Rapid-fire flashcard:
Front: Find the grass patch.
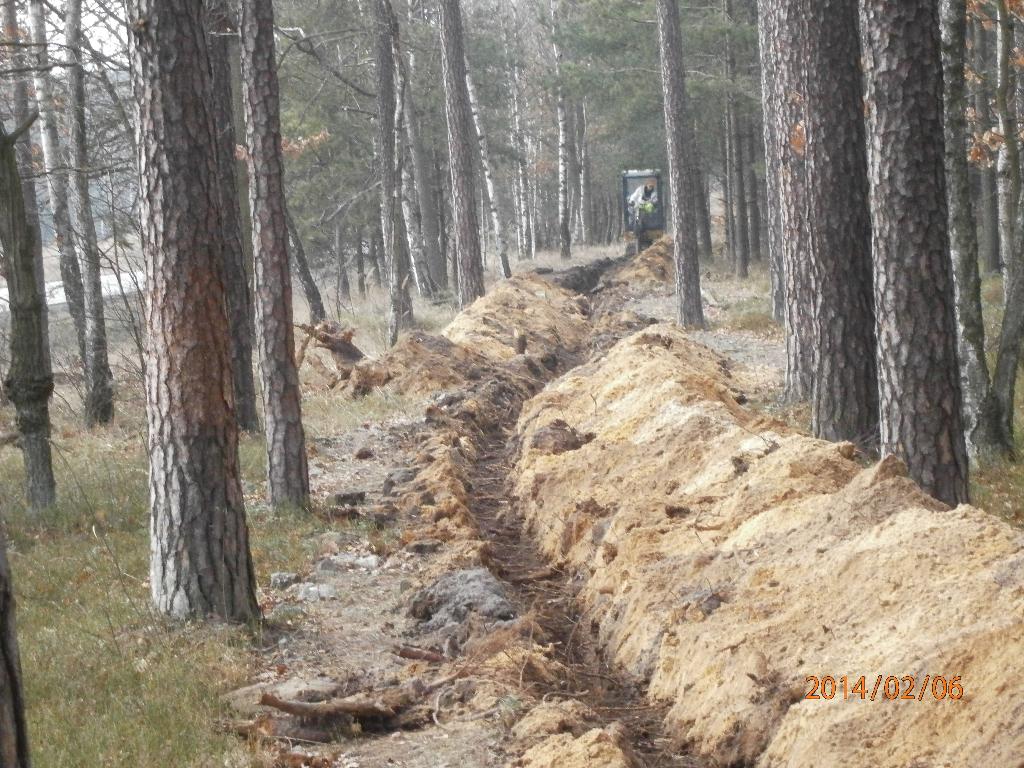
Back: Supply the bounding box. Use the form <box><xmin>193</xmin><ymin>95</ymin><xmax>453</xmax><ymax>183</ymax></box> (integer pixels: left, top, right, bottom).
<box><xmin>0</xmin><ymin>410</ymin><xmax>334</xmax><ymax>767</ymax></box>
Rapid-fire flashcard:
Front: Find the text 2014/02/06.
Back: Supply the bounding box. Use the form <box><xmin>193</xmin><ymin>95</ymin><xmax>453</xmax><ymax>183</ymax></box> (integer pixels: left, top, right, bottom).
<box><xmin>805</xmin><ymin>675</ymin><xmax>964</xmax><ymax>702</ymax></box>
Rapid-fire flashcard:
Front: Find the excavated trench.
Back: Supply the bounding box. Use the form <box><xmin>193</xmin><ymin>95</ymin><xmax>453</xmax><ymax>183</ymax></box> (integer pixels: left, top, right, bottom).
<box><xmin>249</xmin><ymin>241</ymin><xmax>1024</xmax><ymax>767</ymax></box>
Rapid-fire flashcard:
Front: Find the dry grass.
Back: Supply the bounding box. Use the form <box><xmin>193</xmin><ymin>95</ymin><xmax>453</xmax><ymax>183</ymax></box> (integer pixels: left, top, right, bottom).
<box><xmin>0</xmin><ymin>282</ymin><xmax>449</xmax><ymax>767</ymax></box>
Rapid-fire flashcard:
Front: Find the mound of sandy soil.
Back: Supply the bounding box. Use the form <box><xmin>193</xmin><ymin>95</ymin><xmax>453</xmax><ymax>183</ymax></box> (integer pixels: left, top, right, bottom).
<box><xmin>510</xmin><ymin>323</ymin><xmax>1024</xmax><ymax>766</ymax></box>
<box><xmin>612</xmin><ymin>237</ymin><xmax>673</xmax><ymax>285</ymax></box>
<box><xmin>345</xmin><ymin>275</ymin><xmax>592</xmax><ymax>399</ymax></box>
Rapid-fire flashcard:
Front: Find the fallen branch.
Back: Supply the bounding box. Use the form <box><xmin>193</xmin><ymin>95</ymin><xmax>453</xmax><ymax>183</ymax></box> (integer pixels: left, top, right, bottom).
<box><xmin>394</xmin><ymin>644</ymin><xmax>447</xmax><ymax>663</ymax></box>
<box><xmin>260</xmin><ymin>691</ymin><xmax>397</xmax><ymax>720</ymax></box>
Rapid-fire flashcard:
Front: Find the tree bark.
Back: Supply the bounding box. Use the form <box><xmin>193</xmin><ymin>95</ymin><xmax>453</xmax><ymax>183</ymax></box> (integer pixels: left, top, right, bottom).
<box><xmin>401</xmin><ymin>160</ymin><xmax>431</xmax><ymax>296</ymax></box>
<box><xmin>374</xmin><ymin>0</ymin><xmax>414</xmax><ymax>346</ymax></box>
<box><xmin>551</xmin><ymin>0</ymin><xmax>572</xmax><ymax>261</ymax></box>
<box><xmin>804</xmin><ymin>0</ymin><xmax>878</xmax><ymax>446</ymax></box>
<box><xmin>859</xmin><ymin>0</ymin><xmax>970</xmax><ymax>505</ymax></box>
<box><xmin>439</xmin><ymin>0</ymin><xmax>485</xmax><ymax>305</ymax></box>
<box><xmin>207</xmin><ymin>0</ymin><xmax>260</xmax><ymax>433</ymax></box>
<box><xmin>988</xmin><ymin>0</ymin><xmax>1024</xmax><ymax>452</ymax></box>
<box><xmin>758</xmin><ymin>0</ymin><xmax>813</xmax><ymax>398</ymax></box>
<box><xmin>1</xmin><ymin>115</ymin><xmax>57</xmax><ymax>512</ymax></box>
<box><xmin>757</xmin><ymin>0</ymin><xmax>785</xmax><ymax>322</ymax></box>
<box><xmin>400</xmin><ymin>21</ymin><xmax>445</xmax><ymax>290</ymax></box>
<box><xmin>240</xmin><ymin>0</ymin><xmax>310</xmax><ymax>509</ymax></box>
<box><xmin>285</xmin><ymin>209</ymin><xmax>327</xmax><ymax>324</ymax></box>
<box><xmin>128</xmin><ymin>0</ymin><xmax>260</xmax><ymax>620</ymax></box>
<box><xmin>0</xmin><ymin>532</ymin><xmax>30</xmax><ymax>767</ymax></box>
<box><xmin>577</xmin><ymin>102</ymin><xmax>595</xmax><ymax>245</ymax></box>
<box><xmin>745</xmin><ymin>124</ymin><xmax>762</xmax><ymax>261</ymax></box>
<box><xmin>355</xmin><ymin>226</ymin><xmax>366</xmax><ymax>297</ymax></box>
<box><xmin>28</xmin><ymin>0</ymin><xmax>88</xmax><ymax>366</ymax></box>
<box><xmin>67</xmin><ymin>0</ymin><xmax>115</xmax><ymax>426</ymax></box>
<box><xmin>941</xmin><ymin>0</ymin><xmax>996</xmax><ymax>456</ymax></box>
<box><xmin>335</xmin><ymin>222</ymin><xmax>351</xmax><ymax>302</ymax></box>
<box><xmin>466</xmin><ymin>70</ymin><xmax>512</xmax><ymax>278</ymax></box>
<box><xmin>972</xmin><ymin>18</ymin><xmax>1001</xmax><ymax>275</ymax></box>
<box><xmin>655</xmin><ymin>0</ymin><xmax>705</xmax><ymax>328</ymax></box>
<box><xmin>724</xmin><ymin>0</ymin><xmax>749</xmax><ymax>277</ymax></box>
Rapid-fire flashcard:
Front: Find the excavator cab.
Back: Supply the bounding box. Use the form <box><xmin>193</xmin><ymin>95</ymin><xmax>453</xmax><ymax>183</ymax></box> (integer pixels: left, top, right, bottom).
<box><xmin>622</xmin><ymin>169</ymin><xmax>664</xmax><ymax>255</ymax></box>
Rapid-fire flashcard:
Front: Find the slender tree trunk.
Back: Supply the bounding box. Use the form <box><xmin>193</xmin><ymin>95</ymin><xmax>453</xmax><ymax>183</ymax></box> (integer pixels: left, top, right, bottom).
<box><xmin>240</xmin><ymin>0</ymin><xmax>310</xmax><ymax>509</ymax></box>
<box><xmin>207</xmin><ymin>0</ymin><xmax>260</xmax><ymax>433</ymax></box>
<box><xmin>28</xmin><ymin>0</ymin><xmax>87</xmax><ymax>365</ymax></box>
<box><xmin>693</xmin><ymin>161</ymin><xmax>713</xmax><ymax>263</ymax></box>
<box><xmin>466</xmin><ymin>70</ymin><xmax>512</xmax><ymax>278</ymax></box>
<box><xmin>401</xmin><ymin>160</ymin><xmax>431</xmax><ymax>296</ymax></box>
<box><xmin>0</xmin><ymin>532</ymin><xmax>30</xmax><ymax>767</ymax></box>
<box><xmin>757</xmin><ymin>0</ymin><xmax>786</xmax><ymax>322</ymax></box>
<box><xmin>551</xmin><ymin>0</ymin><xmax>572</xmax><ymax>260</ymax></box>
<box><xmin>401</xmin><ymin>34</ymin><xmax>444</xmax><ymax>290</ymax></box>
<box><xmin>972</xmin><ymin>19</ymin><xmax>1001</xmax><ymax>275</ymax></box>
<box><xmin>355</xmin><ymin>226</ymin><xmax>366</xmax><ymax>297</ymax></box>
<box><xmin>128</xmin><ymin>0</ymin><xmax>260</xmax><ymax>620</ymax></box>
<box><xmin>759</xmin><ymin>0</ymin><xmax>813</xmax><ymax>398</ymax></box>
<box><xmin>336</xmin><ymin>222</ymin><xmax>351</xmax><ymax>302</ymax></box>
<box><xmin>374</xmin><ymin>0</ymin><xmax>414</xmax><ymax>345</ymax></box>
<box><xmin>730</xmin><ymin>108</ymin><xmax>750</xmax><ymax>277</ymax></box>
<box><xmin>370</xmin><ymin>222</ymin><xmax>384</xmax><ymax>288</ymax></box>
<box><xmin>859</xmin><ymin>0</ymin><xmax>970</xmax><ymax>505</ymax></box>
<box><xmin>988</xmin><ymin>0</ymin><xmax>1024</xmax><ymax>452</ymax></box>
<box><xmin>67</xmin><ymin>0</ymin><xmax>115</xmax><ymax>426</ymax></box>
<box><xmin>1</xmin><ymin>115</ymin><xmax>57</xmax><ymax>511</ymax></box>
<box><xmin>655</xmin><ymin>0</ymin><xmax>704</xmax><ymax>327</ymax></box>
<box><xmin>745</xmin><ymin>124</ymin><xmax>762</xmax><ymax>261</ymax></box>
<box><xmin>577</xmin><ymin>102</ymin><xmax>595</xmax><ymax>245</ymax></box>
<box><xmin>941</xmin><ymin>0</ymin><xmax>997</xmax><ymax>455</ymax></box>
<box><xmin>804</xmin><ymin>0</ymin><xmax>878</xmax><ymax>446</ymax></box>
<box><xmin>721</xmin><ymin>129</ymin><xmax>736</xmax><ymax>265</ymax></box>
<box><xmin>285</xmin><ymin>210</ymin><xmax>327</xmax><ymax>324</ymax></box>
<box><xmin>439</xmin><ymin>0</ymin><xmax>485</xmax><ymax>305</ymax></box>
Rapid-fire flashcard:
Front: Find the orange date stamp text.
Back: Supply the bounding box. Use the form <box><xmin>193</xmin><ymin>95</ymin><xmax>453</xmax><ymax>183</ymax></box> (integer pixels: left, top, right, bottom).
<box><xmin>805</xmin><ymin>675</ymin><xmax>964</xmax><ymax>701</ymax></box>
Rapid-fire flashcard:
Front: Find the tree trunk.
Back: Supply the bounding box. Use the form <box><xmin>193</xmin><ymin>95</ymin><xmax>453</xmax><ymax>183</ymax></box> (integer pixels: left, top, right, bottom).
<box><xmin>859</xmin><ymin>0</ymin><xmax>970</xmax><ymax>505</ymax></box>
<box><xmin>745</xmin><ymin>124</ymin><xmax>763</xmax><ymax>261</ymax></box>
<box><xmin>370</xmin><ymin>223</ymin><xmax>384</xmax><ymax>288</ymax></box>
<box><xmin>285</xmin><ymin>209</ymin><xmax>327</xmax><ymax>324</ymax></box>
<box><xmin>941</xmin><ymin>0</ymin><xmax>996</xmax><ymax>456</ymax></box>
<box><xmin>972</xmin><ymin>18</ymin><xmax>1001</xmax><ymax>275</ymax></box>
<box><xmin>207</xmin><ymin>0</ymin><xmax>261</xmax><ymax>433</ymax></box>
<box><xmin>0</xmin><ymin>532</ymin><xmax>30</xmax><ymax>767</ymax></box>
<box><xmin>693</xmin><ymin>161</ymin><xmax>713</xmax><ymax>263</ymax></box>
<box><xmin>655</xmin><ymin>0</ymin><xmax>705</xmax><ymax>328</ymax></box>
<box><xmin>757</xmin><ymin>0</ymin><xmax>786</xmax><ymax>323</ymax></box>
<box><xmin>466</xmin><ymin>70</ymin><xmax>512</xmax><ymax>278</ymax></box>
<box><xmin>439</xmin><ymin>0</ymin><xmax>485</xmax><ymax>305</ymax></box>
<box><xmin>355</xmin><ymin>226</ymin><xmax>366</xmax><ymax>297</ymax></box>
<box><xmin>67</xmin><ymin>0</ymin><xmax>115</xmax><ymax>427</ymax></box>
<box><xmin>988</xmin><ymin>0</ymin><xmax>1024</xmax><ymax>453</ymax></box>
<box><xmin>401</xmin><ymin>161</ymin><xmax>431</xmax><ymax>296</ymax></box>
<box><xmin>240</xmin><ymin>0</ymin><xmax>311</xmax><ymax>509</ymax></box>
<box><xmin>721</xmin><ymin>129</ymin><xmax>736</xmax><ymax>265</ymax></box>
<box><xmin>1</xmin><ymin>116</ymin><xmax>57</xmax><ymax>512</ymax></box>
<box><xmin>577</xmin><ymin>102</ymin><xmax>595</xmax><ymax>245</ymax></box>
<box><xmin>28</xmin><ymin>0</ymin><xmax>88</xmax><ymax>366</ymax></box>
<box><xmin>401</xmin><ymin>31</ymin><xmax>445</xmax><ymax>290</ymax></box>
<box><xmin>551</xmin><ymin>0</ymin><xmax>572</xmax><ymax>261</ymax></box>
<box><xmin>374</xmin><ymin>0</ymin><xmax>414</xmax><ymax>345</ymax></box>
<box><xmin>759</xmin><ymin>0</ymin><xmax>813</xmax><ymax>398</ymax></box>
<box><xmin>336</xmin><ymin>222</ymin><xmax>351</xmax><ymax>302</ymax></box>
<box><xmin>730</xmin><ymin>107</ymin><xmax>750</xmax><ymax>277</ymax></box>
<box><xmin>128</xmin><ymin>0</ymin><xmax>260</xmax><ymax>620</ymax></box>
<box><xmin>803</xmin><ymin>0</ymin><xmax>878</xmax><ymax>446</ymax></box>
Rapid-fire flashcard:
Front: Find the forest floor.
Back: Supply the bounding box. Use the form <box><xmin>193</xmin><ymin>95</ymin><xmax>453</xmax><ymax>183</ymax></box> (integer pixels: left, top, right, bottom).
<box><xmin>1</xmin><ymin>241</ymin><xmax>1022</xmax><ymax>767</ymax></box>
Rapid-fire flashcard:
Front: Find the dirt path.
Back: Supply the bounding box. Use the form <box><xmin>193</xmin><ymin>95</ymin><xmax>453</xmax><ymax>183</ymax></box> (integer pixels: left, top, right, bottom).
<box><xmin>225</xmin><ymin>249</ymin><xmax>780</xmax><ymax>768</ymax></box>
